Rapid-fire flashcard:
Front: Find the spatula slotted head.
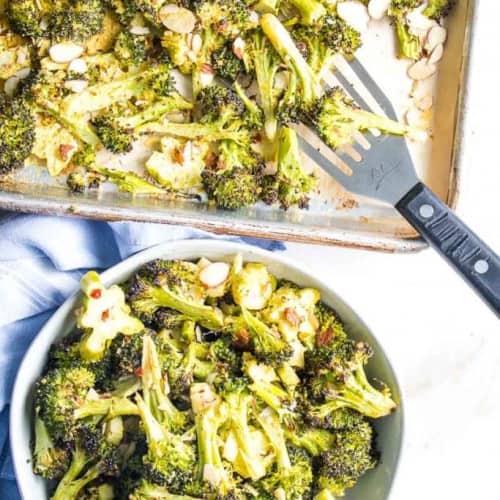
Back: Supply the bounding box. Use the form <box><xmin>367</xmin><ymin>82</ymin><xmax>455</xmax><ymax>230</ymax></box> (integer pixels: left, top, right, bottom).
<box><xmin>299</xmin><ymin>57</ymin><xmax>419</xmax><ymax>206</ymax></box>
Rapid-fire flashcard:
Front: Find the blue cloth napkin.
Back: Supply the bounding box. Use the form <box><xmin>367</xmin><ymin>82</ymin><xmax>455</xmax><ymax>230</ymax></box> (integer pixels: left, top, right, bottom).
<box><xmin>0</xmin><ymin>213</ymin><xmax>284</xmax><ymax>498</ymax></box>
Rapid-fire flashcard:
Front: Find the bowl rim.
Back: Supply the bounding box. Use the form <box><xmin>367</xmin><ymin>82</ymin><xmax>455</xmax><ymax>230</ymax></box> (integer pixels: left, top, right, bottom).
<box><xmin>10</xmin><ymin>239</ymin><xmax>404</xmax><ymax>499</ymax></box>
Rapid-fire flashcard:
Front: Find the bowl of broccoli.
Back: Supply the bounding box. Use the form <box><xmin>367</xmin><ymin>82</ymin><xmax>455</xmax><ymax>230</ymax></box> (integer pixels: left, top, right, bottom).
<box><xmin>10</xmin><ymin>240</ymin><xmax>403</xmax><ymax>499</ymax></box>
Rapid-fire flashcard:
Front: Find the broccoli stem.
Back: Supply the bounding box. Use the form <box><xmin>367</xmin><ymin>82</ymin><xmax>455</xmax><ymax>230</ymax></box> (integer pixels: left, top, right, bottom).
<box><xmin>261</xmin><ymin>14</ymin><xmax>322</xmax><ymax>105</ymax></box>
<box><xmin>395</xmin><ymin>19</ymin><xmax>421</xmax><ymax>60</ymax></box>
<box><xmin>74</xmin><ymin>397</ymin><xmax>139</xmax><ymax>420</ymax></box>
<box><xmin>51</xmin><ymin>446</ymin><xmax>89</xmax><ymax>500</ymax></box>
<box><xmin>287</xmin><ymin>0</ymin><xmax>326</xmax><ymax>25</ymax></box>
<box><xmin>52</xmin><ymin>463</ymin><xmax>101</xmax><ymax>500</ymax></box>
<box><xmin>91</xmin><ymin>166</ymin><xmax>165</xmax><ymax>195</ymax></box>
<box><xmin>255</xmin><ymin>409</ymin><xmax>291</xmax><ymax>470</ymax></box>
<box><xmin>251</xmin><ymin>31</ymin><xmax>279</xmax><ymax>140</ymax></box>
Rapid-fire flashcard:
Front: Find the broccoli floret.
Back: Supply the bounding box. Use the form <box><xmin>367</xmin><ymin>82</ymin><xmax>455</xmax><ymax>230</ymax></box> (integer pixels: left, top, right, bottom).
<box><xmin>316</xmin><ymin>420</ymin><xmax>379</xmax><ymax>497</ymax></box>
<box><xmin>136</xmin><ymin>392</ymin><xmax>196</xmax><ymax>492</ymax></box>
<box><xmin>262</xmin><ymin>126</ymin><xmax>316</xmax><ymax>210</ymax></box>
<box><xmin>201</xmin><ymin>140</ymin><xmax>263</xmax><ymax>210</ymax></box>
<box><xmin>91</xmin><ymin>166</ymin><xmax>166</xmax><ymax>194</ymax></box>
<box><xmin>34</xmin><ymin>366</ymin><xmax>95</xmax><ymax>441</ymax></box>
<box><xmin>48</xmin><ymin>0</ymin><xmax>105</xmax><ymax>43</ymax></box>
<box><xmin>306</xmin><ymin>339</ymin><xmax>397</xmax><ymax>418</ymax></box>
<box><xmin>192</xmin><ymin>390</ymin><xmax>235</xmax><ymax>495</ymax></box>
<box><xmin>211</xmin><ymin>42</ymin><xmax>245</xmax><ymax>81</ymax></box>
<box><xmin>0</xmin><ymin>93</ymin><xmax>35</xmax><ymax>174</ymax></box>
<box><xmin>243</xmin><ymin>356</ymin><xmax>297</xmax><ymax>424</ymax></box>
<box><xmin>141</xmin><ymin>336</ymin><xmax>189</xmax><ymax>431</ymax></box>
<box><xmin>306</xmin><ymin>406</ymin><xmax>365</xmax><ymax>431</ymax></box>
<box><xmin>256</xmin><ymin>409</ymin><xmax>314</xmax><ymax>499</ymax></box>
<box><xmin>6</xmin><ymin>0</ymin><xmax>51</xmax><ymax>38</ymax></box>
<box><xmin>221</xmin><ymin>379</ymin><xmax>267</xmax><ymax>480</ymax></box>
<box><xmin>51</xmin><ymin>424</ymin><xmax>122</xmax><ymax>500</ymax></box>
<box><xmin>231</xmin><ymin>257</ymin><xmax>276</xmax><ymax>311</ymax></box>
<box><xmin>261</xmin><ymin>14</ymin><xmax>323</xmax><ymax>108</ymax></box>
<box><xmin>32</xmin><ymin>414</ymin><xmax>69</xmax><ymax>479</ymax></box>
<box><xmin>61</xmin><ymin>63</ymin><xmax>175</xmax><ymax>115</ymax></box>
<box><xmin>423</xmin><ymin>0</ymin><xmax>455</xmax><ymax>20</ymax></box>
<box><xmin>80</xmin><ymin>483</ymin><xmax>115</xmax><ymax>500</ymax></box>
<box><xmin>126</xmin><ymin>274</ymin><xmax>224</xmax><ymax>330</ymax></box>
<box><xmin>114</xmin><ymin>31</ymin><xmax>148</xmax><ymax>65</ymax></box>
<box><xmin>309</xmin><ymin>86</ymin><xmax>408</xmax><ymax>149</ymax></box>
<box><xmin>283</xmin><ymin>0</ymin><xmax>326</xmax><ymax>25</ymax></box>
<box><xmin>130</xmin><ymin>480</ymin><xmax>202</xmax><ymax>499</ymax></box>
<box><xmin>285</xmin><ymin>427</ymin><xmax>334</xmax><ymax>456</ymax></box>
<box><xmin>161</xmin><ymin>31</ymin><xmax>196</xmax><ymax>74</ymax></box>
<box><xmin>243</xmin><ymin>29</ymin><xmax>281</xmax><ymax>140</ymax></box>
<box><xmin>109</xmin><ymin>332</ymin><xmax>144</xmax><ymax>379</ymax></box>
<box><xmin>67</xmin><ymin>166</ymin><xmax>102</xmax><ymax>193</ymax></box>
<box><xmin>293</xmin><ymin>15</ymin><xmax>362</xmax><ymax>75</ymax></box>
<box><xmin>105</xmin><ymin>0</ymin><xmax>139</xmax><ymax>25</ymax></box>
<box><xmin>76</xmin><ymin>271</ymin><xmax>144</xmax><ymax>362</ymax></box>
<box><xmin>388</xmin><ymin>0</ymin><xmax>424</xmax><ymax>59</ymax></box>
<box><xmin>92</xmin><ymin>115</ymin><xmax>134</xmax><ymax>154</ymax></box>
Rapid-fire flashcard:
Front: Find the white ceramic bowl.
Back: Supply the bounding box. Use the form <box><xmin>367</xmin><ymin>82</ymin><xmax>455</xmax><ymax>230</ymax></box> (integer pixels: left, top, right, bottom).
<box><xmin>10</xmin><ymin>240</ymin><xmax>404</xmax><ymax>499</ymax></box>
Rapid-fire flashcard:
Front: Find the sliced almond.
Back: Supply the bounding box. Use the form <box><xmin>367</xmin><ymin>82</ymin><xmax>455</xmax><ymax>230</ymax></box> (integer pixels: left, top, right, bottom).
<box><xmin>4</xmin><ymin>76</ymin><xmax>20</xmax><ymax>97</ymax></box>
<box><xmin>129</xmin><ymin>25</ymin><xmax>150</xmax><ymax>35</ymax></box>
<box><xmin>200</xmin><ymin>67</ymin><xmax>214</xmax><ymax>87</ymax></box>
<box><xmin>68</xmin><ymin>58</ymin><xmax>87</xmax><ymax>74</ymax></box>
<box><xmin>15</xmin><ymin>67</ymin><xmax>31</xmax><ymax>79</ymax></box>
<box><xmin>425</xmin><ymin>25</ymin><xmax>447</xmax><ymax>51</ymax></box>
<box><xmin>407</xmin><ymin>60</ymin><xmax>437</xmax><ymax>81</ymax></box>
<box><xmin>406</xmin><ymin>8</ymin><xmax>436</xmax><ymax>33</ymax></box>
<box><xmin>264</xmin><ymin>160</ymin><xmax>278</xmax><ymax>175</ymax></box>
<box><xmin>160</xmin><ymin>6</ymin><xmax>196</xmax><ymax>34</ymax></box>
<box><xmin>337</xmin><ymin>1</ymin><xmax>370</xmax><ymax>33</ymax></box>
<box><xmin>249</xmin><ymin>10</ymin><xmax>259</xmax><ymax>24</ymax></box>
<box><xmin>49</xmin><ymin>42</ymin><xmax>84</xmax><ymax>63</ymax></box>
<box><xmin>16</xmin><ymin>48</ymin><xmax>28</xmax><ymax>65</ymax></box>
<box><xmin>233</xmin><ymin>37</ymin><xmax>245</xmax><ymax>60</ymax></box>
<box><xmin>405</xmin><ymin>107</ymin><xmax>425</xmax><ymax>128</ymax></box>
<box><xmin>368</xmin><ymin>0</ymin><xmax>391</xmax><ymax>20</ymax></box>
<box><xmin>191</xmin><ymin>33</ymin><xmax>202</xmax><ymax>54</ymax></box>
<box><xmin>428</xmin><ymin>43</ymin><xmax>444</xmax><ymax>64</ymax></box>
<box><xmin>64</xmin><ymin>79</ymin><xmax>88</xmax><ymax>93</ymax></box>
<box><xmin>416</xmin><ymin>95</ymin><xmax>433</xmax><ymax>111</ymax></box>
<box><xmin>199</xmin><ymin>262</ymin><xmax>230</xmax><ymax>288</ymax></box>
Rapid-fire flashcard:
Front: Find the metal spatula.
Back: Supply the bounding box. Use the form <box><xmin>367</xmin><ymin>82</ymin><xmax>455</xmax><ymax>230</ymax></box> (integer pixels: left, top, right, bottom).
<box><xmin>298</xmin><ymin>58</ymin><xmax>500</xmax><ymax>316</ymax></box>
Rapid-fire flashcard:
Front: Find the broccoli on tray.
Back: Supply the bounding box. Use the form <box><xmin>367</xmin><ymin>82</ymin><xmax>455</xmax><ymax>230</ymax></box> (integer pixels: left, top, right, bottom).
<box><xmin>31</xmin><ymin>255</ymin><xmax>397</xmax><ymax>498</ymax></box>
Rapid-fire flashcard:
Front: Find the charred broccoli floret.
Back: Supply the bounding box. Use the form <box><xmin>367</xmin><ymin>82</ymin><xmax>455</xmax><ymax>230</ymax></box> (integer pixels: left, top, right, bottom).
<box><xmin>309</xmin><ymin>86</ymin><xmax>408</xmax><ymax>149</ymax></box>
<box><xmin>282</xmin><ymin>0</ymin><xmax>326</xmax><ymax>25</ymax></box>
<box><xmin>136</xmin><ymin>392</ymin><xmax>196</xmax><ymax>492</ymax></box>
<box><xmin>262</xmin><ymin>127</ymin><xmax>316</xmax><ymax>210</ymax></box>
<box><xmin>261</xmin><ymin>14</ymin><xmax>323</xmax><ymax>108</ymax></box>
<box><xmin>0</xmin><ymin>93</ymin><xmax>35</xmax><ymax>174</ymax></box>
<box><xmin>114</xmin><ymin>31</ymin><xmax>148</xmax><ymax>65</ymax></box>
<box><xmin>315</xmin><ymin>420</ymin><xmax>379</xmax><ymax>497</ymax></box>
<box><xmin>6</xmin><ymin>0</ymin><xmax>51</xmax><ymax>38</ymax></box>
<box><xmin>256</xmin><ymin>408</ymin><xmax>314</xmax><ymax>499</ymax></box>
<box><xmin>32</xmin><ymin>414</ymin><xmax>69</xmax><ymax>479</ymax></box>
<box><xmin>51</xmin><ymin>424</ymin><xmax>122</xmax><ymax>500</ymax></box>
<box><xmin>211</xmin><ymin>42</ymin><xmax>245</xmax><ymax>81</ymax></box>
<box><xmin>34</xmin><ymin>366</ymin><xmax>95</xmax><ymax>441</ymax></box>
<box><xmin>285</xmin><ymin>426</ymin><xmax>334</xmax><ymax>456</ymax></box>
<box><xmin>293</xmin><ymin>15</ymin><xmax>361</xmax><ymax>75</ymax></box>
<box><xmin>306</xmin><ymin>338</ymin><xmax>397</xmax><ymax>418</ymax></box>
<box><xmin>126</xmin><ymin>270</ymin><xmax>223</xmax><ymax>330</ymax></box>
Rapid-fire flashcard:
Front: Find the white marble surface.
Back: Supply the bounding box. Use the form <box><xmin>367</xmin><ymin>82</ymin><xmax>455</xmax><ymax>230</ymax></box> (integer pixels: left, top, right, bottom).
<box><xmin>285</xmin><ymin>2</ymin><xmax>500</xmax><ymax>498</ymax></box>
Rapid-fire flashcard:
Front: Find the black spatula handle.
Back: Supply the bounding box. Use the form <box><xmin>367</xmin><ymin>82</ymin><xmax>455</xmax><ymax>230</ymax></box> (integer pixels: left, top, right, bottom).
<box><xmin>396</xmin><ymin>182</ymin><xmax>500</xmax><ymax>316</ymax></box>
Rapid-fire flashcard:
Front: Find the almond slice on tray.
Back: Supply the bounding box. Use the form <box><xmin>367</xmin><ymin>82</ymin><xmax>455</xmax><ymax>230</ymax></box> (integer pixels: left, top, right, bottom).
<box><xmin>337</xmin><ymin>1</ymin><xmax>370</xmax><ymax>33</ymax></box>
<box><xmin>408</xmin><ymin>59</ymin><xmax>437</xmax><ymax>81</ymax></box>
<box><xmin>368</xmin><ymin>0</ymin><xmax>391</xmax><ymax>20</ymax></box>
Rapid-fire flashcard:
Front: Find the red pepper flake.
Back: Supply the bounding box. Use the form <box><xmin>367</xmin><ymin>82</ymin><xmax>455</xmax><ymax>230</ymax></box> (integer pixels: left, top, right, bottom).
<box><xmin>233</xmin><ymin>329</ymin><xmax>250</xmax><ymax>349</ymax></box>
<box><xmin>101</xmin><ymin>309</ymin><xmax>110</xmax><ymax>321</ymax></box>
<box><xmin>59</xmin><ymin>144</ymin><xmax>74</xmax><ymax>161</ymax></box>
<box><xmin>284</xmin><ymin>308</ymin><xmax>301</xmax><ymax>327</ymax></box>
<box><xmin>135</xmin><ymin>367</ymin><xmax>144</xmax><ymax>377</ymax></box>
<box><xmin>90</xmin><ymin>289</ymin><xmax>102</xmax><ymax>299</ymax></box>
<box><xmin>316</xmin><ymin>328</ymin><xmax>334</xmax><ymax>347</ymax></box>
<box><xmin>172</xmin><ymin>147</ymin><xmax>185</xmax><ymax>165</ymax></box>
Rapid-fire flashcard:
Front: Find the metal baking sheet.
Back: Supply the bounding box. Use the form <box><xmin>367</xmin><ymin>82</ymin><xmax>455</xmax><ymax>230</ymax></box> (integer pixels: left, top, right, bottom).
<box><xmin>0</xmin><ymin>0</ymin><xmax>474</xmax><ymax>252</ymax></box>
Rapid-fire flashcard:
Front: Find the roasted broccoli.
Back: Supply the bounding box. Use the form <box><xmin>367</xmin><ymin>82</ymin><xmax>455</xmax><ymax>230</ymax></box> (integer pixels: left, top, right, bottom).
<box><xmin>31</xmin><ymin>256</ymin><xmax>397</xmax><ymax>497</ymax></box>
<box><xmin>423</xmin><ymin>0</ymin><xmax>455</xmax><ymax>20</ymax></box>
<box><xmin>0</xmin><ymin>93</ymin><xmax>35</xmax><ymax>174</ymax></box>
<box><xmin>315</xmin><ymin>420</ymin><xmax>379</xmax><ymax>497</ymax></box>
<box><xmin>306</xmin><ymin>338</ymin><xmax>397</xmax><ymax>418</ymax></box>
<box><xmin>262</xmin><ymin>126</ymin><xmax>316</xmax><ymax>210</ymax></box>
<box><xmin>388</xmin><ymin>0</ymin><xmax>424</xmax><ymax>59</ymax></box>
<box><xmin>309</xmin><ymin>86</ymin><xmax>408</xmax><ymax>149</ymax></box>
<box><xmin>114</xmin><ymin>31</ymin><xmax>148</xmax><ymax>66</ymax></box>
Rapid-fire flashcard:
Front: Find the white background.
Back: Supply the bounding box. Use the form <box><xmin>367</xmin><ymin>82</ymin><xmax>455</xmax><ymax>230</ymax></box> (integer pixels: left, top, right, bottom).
<box><xmin>286</xmin><ymin>2</ymin><xmax>500</xmax><ymax>498</ymax></box>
